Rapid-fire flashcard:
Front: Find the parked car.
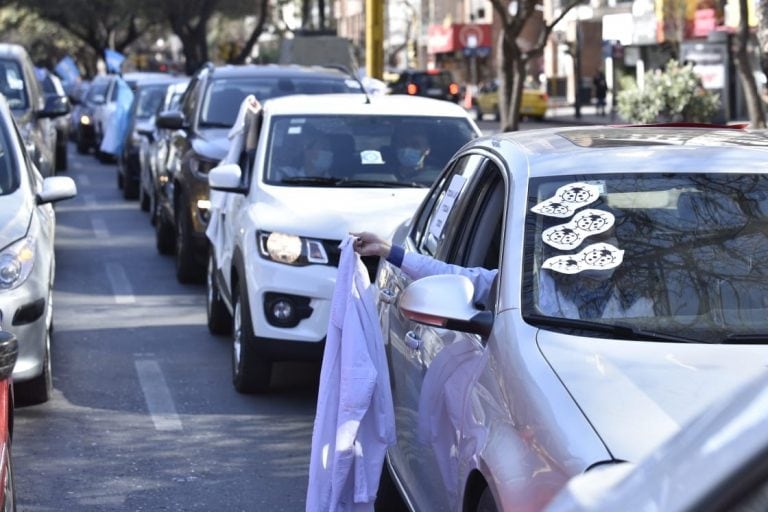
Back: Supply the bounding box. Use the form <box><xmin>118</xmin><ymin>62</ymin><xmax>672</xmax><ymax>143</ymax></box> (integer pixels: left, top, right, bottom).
<box><xmin>154</xmin><ymin>63</ymin><xmax>362</xmax><ymax>283</ymax></box>
<box><xmin>387</xmin><ymin>68</ymin><xmax>461</xmax><ymax>102</ymax></box>
<box><xmin>0</xmin><ymin>43</ymin><xmax>69</xmax><ymax>177</ymax></box>
<box><xmin>117</xmin><ymin>74</ymin><xmax>187</xmax><ymax>200</ymax></box>
<box><xmin>36</xmin><ymin>68</ymin><xmax>70</xmax><ymax>172</ymax></box>
<box><xmin>0</xmin><ymin>331</ymin><xmax>18</xmax><ymax>512</ymax></box>
<box><xmin>473</xmin><ymin>79</ymin><xmax>549</xmax><ymax>121</ymax></box>
<box><xmin>206</xmin><ymin>93</ymin><xmax>480</xmax><ymax>393</ymax></box>
<box><xmin>66</xmin><ymin>79</ymin><xmax>90</xmax><ymax>143</ymax></box>
<box><xmin>546</xmin><ymin>369</ymin><xmax>768</xmax><ymax>512</ymax></box>
<box><xmin>372</xmin><ymin>125</ymin><xmax>768</xmax><ymax>511</ymax></box>
<box><xmin>0</xmin><ymin>93</ymin><xmax>76</xmax><ymax>404</ymax></box>
<box><xmin>140</xmin><ymin>80</ymin><xmax>189</xmax><ymax>220</ymax></box>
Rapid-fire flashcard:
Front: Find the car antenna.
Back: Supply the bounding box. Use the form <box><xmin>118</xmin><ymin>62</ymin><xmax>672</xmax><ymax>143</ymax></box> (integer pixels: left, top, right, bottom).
<box><xmin>322</xmin><ymin>64</ymin><xmax>371</xmax><ymax>104</ymax></box>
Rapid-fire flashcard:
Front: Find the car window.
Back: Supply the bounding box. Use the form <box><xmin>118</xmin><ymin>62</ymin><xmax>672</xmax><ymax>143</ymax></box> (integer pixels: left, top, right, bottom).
<box><xmin>0</xmin><ymin>117</ymin><xmax>20</xmax><ymax>195</ymax></box>
<box><xmin>181</xmin><ymin>76</ymin><xmax>201</xmax><ymax>123</ymax></box>
<box><xmin>416</xmin><ymin>154</ymin><xmax>485</xmax><ymax>257</ymax></box>
<box><xmin>262</xmin><ymin>114</ymin><xmax>477</xmax><ymax>188</ymax></box>
<box><xmin>134</xmin><ymin>85</ymin><xmax>167</xmax><ymax>119</ymax></box>
<box><xmin>413</xmin><ymin>72</ymin><xmax>452</xmax><ymax>90</ymax></box>
<box><xmin>0</xmin><ymin>59</ymin><xmax>28</xmax><ymax>110</ymax></box>
<box><xmin>523</xmin><ymin>172</ymin><xmax>768</xmax><ymax>342</ymax></box>
<box><xmin>86</xmin><ymin>79</ymin><xmax>109</xmax><ymax>105</ymax></box>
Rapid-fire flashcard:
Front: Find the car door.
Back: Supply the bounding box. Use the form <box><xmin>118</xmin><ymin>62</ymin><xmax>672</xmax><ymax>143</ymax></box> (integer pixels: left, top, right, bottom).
<box><xmin>164</xmin><ymin>74</ymin><xmax>202</xmax><ymax>215</ymax></box>
<box><xmin>379</xmin><ymin>153</ymin><xmax>506</xmax><ymax>509</ymax></box>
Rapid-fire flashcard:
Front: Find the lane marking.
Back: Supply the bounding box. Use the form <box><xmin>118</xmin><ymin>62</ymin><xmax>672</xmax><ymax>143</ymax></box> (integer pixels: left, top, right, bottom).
<box><xmin>134</xmin><ymin>359</ymin><xmax>183</xmax><ymax>431</ymax></box>
<box><xmin>78</xmin><ymin>175</ymin><xmax>91</xmax><ymax>187</ymax></box>
<box><xmin>84</xmin><ymin>194</ymin><xmax>98</xmax><ymax>208</ymax></box>
<box><xmin>105</xmin><ymin>262</ymin><xmax>135</xmax><ymax>304</ymax></box>
<box><xmin>91</xmin><ymin>217</ymin><xmax>109</xmax><ymax>239</ymax></box>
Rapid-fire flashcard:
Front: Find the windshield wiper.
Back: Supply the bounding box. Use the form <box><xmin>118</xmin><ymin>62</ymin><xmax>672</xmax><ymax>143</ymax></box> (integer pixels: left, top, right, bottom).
<box><xmin>720</xmin><ymin>334</ymin><xmax>768</xmax><ymax>345</ymax></box>
<box><xmin>523</xmin><ymin>314</ymin><xmax>698</xmax><ymax>343</ymax></box>
<box><xmin>280</xmin><ymin>176</ymin><xmax>341</xmax><ymax>186</ymax></box>
<box><xmin>336</xmin><ymin>179</ymin><xmax>425</xmax><ymax>188</ymax></box>
<box><xmin>199</xmin><ymin>121</ymin><xmax>232</xmax><ymax>128</ymax></box>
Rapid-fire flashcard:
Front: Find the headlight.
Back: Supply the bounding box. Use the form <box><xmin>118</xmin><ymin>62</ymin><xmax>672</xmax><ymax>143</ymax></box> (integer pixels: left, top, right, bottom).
<box><xmin>257</xmin><ymin>231</ymin><xmax>329</xmax><ymax>266</ymax></box>
<box><xmin>188</xmin><ymin>155</ymin><xmax>218</xmax><ymax>176</ymax></box>
<box><xmin>80</xmin><ymin>115</ymin><xmax>91</xmax><ymax>125</ymax></box>
<box><xmin>0</xmin><ymin>237</ymin><xmax>36</xmax><ymax>290</ymax></box>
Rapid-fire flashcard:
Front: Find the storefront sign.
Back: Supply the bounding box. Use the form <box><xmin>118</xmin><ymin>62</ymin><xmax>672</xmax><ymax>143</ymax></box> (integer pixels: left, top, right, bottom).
<box><xmin>427</xmin><ymin>24</ymin><xmax>492</xmax><ymax>54</ymax></box>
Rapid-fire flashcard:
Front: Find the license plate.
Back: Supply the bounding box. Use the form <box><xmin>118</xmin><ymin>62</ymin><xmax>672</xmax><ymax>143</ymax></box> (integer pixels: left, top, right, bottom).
<box><xmin>427</xmin><ymin>88</ymin><xmax>443</xmax><ymax>96</ymax></box>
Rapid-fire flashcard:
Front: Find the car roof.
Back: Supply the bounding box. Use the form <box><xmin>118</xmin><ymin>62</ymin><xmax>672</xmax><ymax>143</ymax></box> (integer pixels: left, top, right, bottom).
<box><xmin>208</xmin><ymin>63</ymin><xmax>354</xmax><ymax>81</ymax></box>
<box><xmin>0</xmin><ymin>43</ymin><xmax>28</xmax><ymax>59</ymax></box>
<box><xmin>261</xmin><ymin>93</ymin><xmax>473</xmax><ymax>118</ymax></box>
<box><xmin>468</xmin><ymin>125</ymin><xmax>768</xmax><ymax>178</ymax></box>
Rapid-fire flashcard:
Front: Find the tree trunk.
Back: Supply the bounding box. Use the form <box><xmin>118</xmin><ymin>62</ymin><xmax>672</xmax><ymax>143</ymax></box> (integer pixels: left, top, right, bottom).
<box><xmin>231</xmin><ymin>0</ymin><xmax>270</xmax><ymax>64</ymax></box>
<box><xmin>499</xmin><ymin>34</ymin><xmax>523</xmax><ymax>132</ymax></box>
<box><xmin>735</xmin><ymin>0</ymin><xmax>766</xmax><ymax>127</ymax></box>
<box><xmin>176</xmin><ymin>24</ymin><xmax>209</xmax><ymax>76</ymax></box>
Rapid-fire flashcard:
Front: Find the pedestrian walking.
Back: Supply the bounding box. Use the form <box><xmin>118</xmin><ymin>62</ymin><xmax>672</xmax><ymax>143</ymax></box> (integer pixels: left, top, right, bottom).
<box><xmin>593</xmin><ymin>70</ymin><xmax>608</xmax><ymax>116</ymax></box>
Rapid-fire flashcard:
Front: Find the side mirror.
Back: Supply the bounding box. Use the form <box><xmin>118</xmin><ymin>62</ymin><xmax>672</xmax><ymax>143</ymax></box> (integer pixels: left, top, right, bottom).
<box><xmin>39</xmin><ymin>95</ymin><xmax>70</xmax><ymax>118</ymax></box>
<box><xmin>155</xmin><ymin>110</ymin><xmax>186</xmax><ymax>130</ymax></box>
<box><xmin>0</xmin><ymin>331</ymin><xmax>18</xmax><ymax>381</ymax></box>
<box><xmin>208</xmin><ymin>163</ymin><xmax>247</xmax><ymax>194</ymax></box>
<box><xmin>398</xmin><ymin>274</ymin><xmax>494</xmax><ymax>337</ymax></box>
<box><xmin>37</xmin><ymin>176</ymin><xmax>77</xmax><ymax>204</ymax></box>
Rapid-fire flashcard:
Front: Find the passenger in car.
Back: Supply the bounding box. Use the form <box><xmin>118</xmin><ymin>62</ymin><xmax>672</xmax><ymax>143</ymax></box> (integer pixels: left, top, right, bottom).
<box><xmin>275</xmin><ymin>127</ymin><xmax>334</xmax><ymax>179</ymax></box>
<box><xmin>391</xmin><ymin>129</ymin><xmax>432</xmax><ymax>181</ymax></box>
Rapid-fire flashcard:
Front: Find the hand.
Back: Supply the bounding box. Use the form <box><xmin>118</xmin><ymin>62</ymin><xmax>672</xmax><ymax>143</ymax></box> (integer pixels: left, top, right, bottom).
<box><xmin>351</xmin><ymin>232</ymin><xmax>391</xmax><ymax>258</ymax></box>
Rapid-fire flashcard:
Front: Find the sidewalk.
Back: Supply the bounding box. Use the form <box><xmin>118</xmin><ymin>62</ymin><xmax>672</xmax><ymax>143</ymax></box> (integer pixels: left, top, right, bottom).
<box><xmin>544</xmin><ymin>103</ymin><xmax>627</xmax><ymax>125</ymax></box>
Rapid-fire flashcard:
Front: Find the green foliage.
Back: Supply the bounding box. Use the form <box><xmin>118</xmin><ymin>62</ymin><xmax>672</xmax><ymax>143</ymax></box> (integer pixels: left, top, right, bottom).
<box><xmin>617</xmin><ymin>60</ymin><xmax>720</xmax><ymax>123</ymax></box>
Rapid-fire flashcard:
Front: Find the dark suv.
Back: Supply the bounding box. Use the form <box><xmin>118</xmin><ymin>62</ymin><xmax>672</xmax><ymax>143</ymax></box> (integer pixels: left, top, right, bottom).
<box><xmin>154</xmin><ymin>63</ymin><xmax>361</xmax><ymax>283</ymax></box>
<box><xmin>387</xmin><ymin>69</ymin><xmax>461</xmax><ymax>102</ymax></box>
<box><xmin>0</xmin><ymin>43</ymin><xmax>69</xmax><ymax>177</ymax></box>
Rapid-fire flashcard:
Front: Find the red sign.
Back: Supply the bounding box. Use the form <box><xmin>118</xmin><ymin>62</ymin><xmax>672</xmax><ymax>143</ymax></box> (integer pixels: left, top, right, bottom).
<box><xmin>427</xmin><ymin>24</ymin><xmax>492</xmax><ymax>54</ymax></box>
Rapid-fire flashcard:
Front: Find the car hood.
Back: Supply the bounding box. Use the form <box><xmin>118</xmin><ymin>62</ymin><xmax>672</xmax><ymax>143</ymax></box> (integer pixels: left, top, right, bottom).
<box><xmin>191</xmin><ymin>128</ymin><xmax>229</xmax><ymax>162</ymax></box>
<box><xmin>250</xmin><ymin>186</ymin><xmax>427</xmax><ymax>240</ymax></box>
<box><xmin>537</xmin><ymin>329</ymin><xmax>768</xmax><ymax>462</ymax></box>
<box><xmin>0</xmin><ymin>189</ymin><xmax>32</xmax><ymax>247</ymax></box>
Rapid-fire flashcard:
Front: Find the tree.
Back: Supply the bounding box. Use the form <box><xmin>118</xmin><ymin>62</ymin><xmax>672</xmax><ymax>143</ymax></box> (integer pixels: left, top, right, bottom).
<box><xmin>733</xmin><ymin>0</ymin><xmax>765</xmax><ymax>128</ymax></box>
<box><xmin>229</xmin><ymin>0</ymin><xmax>271</xmax><ymax>64</ymax></box>
<box><xmin>489</xmin><ymin>0</ymin><xmax>584</xmax><ymax>131</ymax></box>
<box><xmin>617</xmin><ymin>60</ymin><xmax>719</xmax><ymax>123</ymax></box>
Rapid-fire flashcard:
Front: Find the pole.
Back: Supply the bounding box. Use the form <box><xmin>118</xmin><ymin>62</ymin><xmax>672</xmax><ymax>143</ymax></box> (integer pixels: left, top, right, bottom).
<box><xmin>366</xmin><ymin>0</ymin><xmax>384</xmax><ymax>79</ymax></box>
<box><xmin>574</xmin><ymin>22</ymin><xmax>582</xmax><ymax>119</ymax></box>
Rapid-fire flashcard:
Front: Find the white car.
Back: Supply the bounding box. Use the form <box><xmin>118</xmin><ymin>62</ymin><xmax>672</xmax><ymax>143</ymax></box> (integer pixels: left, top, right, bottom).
<box><xmin>206</xmin><ymin>93</ymin><xmax>480</xmax><ymax>393</ymax></box>
<box><xmin>371</xmin><ymin>125</ymin><xmax>768</xmax><ymax>511</ymax></box>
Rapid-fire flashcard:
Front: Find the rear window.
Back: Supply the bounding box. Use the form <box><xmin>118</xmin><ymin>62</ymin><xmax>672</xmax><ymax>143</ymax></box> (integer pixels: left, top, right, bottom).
<box><xmin>134</xmin><ymin>85</ymin><xmax>168</xmax><ymax>119</ymax></box>
<box><xmin>87</xmin><ymin>79</ymin><xmax>109</xmax><ymax>105</ymax></box>
<box><xmin>413</xmin><ymin>72</ymin><xmax>453</xmax><ymax>90</ymax></box>
<box><xmin>0</xmin><ymin>59</ymin><xmax>28</xmax><ymax>110</ymax></box>
<box><xmin>199</xmin><ymin>76</ymin><xmax>358</xmax><ymax>128</ymax></box>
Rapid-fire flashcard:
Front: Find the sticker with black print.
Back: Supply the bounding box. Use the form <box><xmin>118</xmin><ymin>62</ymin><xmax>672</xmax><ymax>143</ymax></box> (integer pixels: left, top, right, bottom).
<box><xmin>531</xmin><ymin>182</ymin><xmax>601</xmax><ymax>218</ymax></box>
<box><xmin>542</xmin><ymin>242</ymin><xmax>624</xmax><ymax>274</ymax></box>
<box><xmin>542</xmin><ymin>209</ymin><xmax>615</xmax><ymax>250</ymax></box>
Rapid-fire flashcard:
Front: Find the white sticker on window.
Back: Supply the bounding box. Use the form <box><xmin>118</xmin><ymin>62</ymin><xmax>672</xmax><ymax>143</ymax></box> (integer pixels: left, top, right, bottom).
<box><xmin>531</xmin><ymin>182</ymin><xmax>601</xmax><ymax>218</ymax></box>
<box><xmin>287</xmin><ymin>126</ymin><xmax>302</xmax><ymax>134</ymax></box>
<box><xmin>429</xmin><ymin>174</ymin><xmax>467</xmax><ymax>238</ymax></box>
<box><xmin>542</xmin><ymin>209</ymin><xmax>615</xmax><ymax>250</ymax></box>
<box><xmin>360</xmin><ymin>150</ymin><xmax>384</xmax><ymax>164</ymax></box>
<box><xmin>542</xmin><ymin>242</ymin><xmax>624</xmax><ymax>274</ymax></box>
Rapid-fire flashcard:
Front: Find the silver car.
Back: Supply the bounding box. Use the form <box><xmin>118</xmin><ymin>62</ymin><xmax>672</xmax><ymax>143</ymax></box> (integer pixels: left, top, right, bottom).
<box><xmin>0</xmin><ymin>94</ymin><xmax>76</xmax><ymax>404</ymax></box>
<box><xmin>375</xmin><ymin>125</ymin><xmax>768</xmax><ymax>511</ymax></box>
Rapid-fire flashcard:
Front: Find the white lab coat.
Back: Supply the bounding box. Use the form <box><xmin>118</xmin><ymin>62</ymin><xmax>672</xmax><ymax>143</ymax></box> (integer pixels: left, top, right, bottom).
<box><xmin>306</xmin><ymin>236</ymin><xmax>396</xmax><ymax>512</ymax></box>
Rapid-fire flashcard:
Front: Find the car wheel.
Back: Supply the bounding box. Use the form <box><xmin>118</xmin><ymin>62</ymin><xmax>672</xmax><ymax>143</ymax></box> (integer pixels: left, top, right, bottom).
<box><xmin>374</xmin><ymin>459</ymin><xmax>408</xmax><ymax>512</ymax></box>
<box><xmin>123</xmin><ymin>174</ymin><xmax>138</xmax><ymax>200</ymax></box>
<box><xmin>207</xmin><ymin>253</ymin><xmax>233</xmax><ymax>335</ymax></box>
<box><xmin>76</xmin><ymin>138</ymin><xmax>89</xmax><ymax>155</ymax></box>
<box><xmin>493</xmin><ymin>109</ymin><xmax>501</xmax><ymax>122</ymax></box>
<box><xmin>15</xmin><ymin>328</ymin><xmax>52</xmax><ymax>405</ymax></box>
<box><xmin>232</xmin><ymin>283</ymin><xmax>272</xmax><ymax>393</ymax></box>
<box><xmin>116</xmin><ymin>170</ymin><xmax>123</xmax><ymax>189</ymax></box>
<box><xmin>476</xmin><ymin>487</ymin><xmax>498</xmax><ymax>512</ymax></box>
<box><xmin>474</xmin><ymin>105</ymin><xmax>483</xmax><ymax>122</ymax></box>
<box><xmin>148</xmin><ymin>188</ymin><xmax>158</xmax><ymax>226</ymax></box>
<box><xmin>96</xmin><ymin>150</ymin><xmax>113</xmax><ymax>164</ymax></box>
<box><xmin>139</xmin><ymin>183</ymin><xmax>150</xmax><ymax>212</ymax></box>
<box><xmin>175</xmin><ymin>204</ymin><xmax>205</xmax><ymax>283</ymax></box>
<box><xmin>55</xmin><ymin>140</ymin><xmax>67</xmax><ymax>172</ymax></box>
<box><xmin>2</xmin><ymin>445</ymin><xmax>16</xmax><ymax>512</ymax></box>
<box><xmin>155</xmin><ymin>209</ymin><xmax>175</xmax><ymax>255</ymax></box>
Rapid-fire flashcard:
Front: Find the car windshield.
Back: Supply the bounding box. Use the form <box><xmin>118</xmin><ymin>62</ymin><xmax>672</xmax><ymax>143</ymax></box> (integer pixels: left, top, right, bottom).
<box><xmin>199</xmin><ymin>76</ymin><xmax>357</xmax><ymax>128</ymax></box>
<box><xmin>523</xmin><ymin>173</ymin><xmax>768</xmax><ymax>343</ymax></box>
<box><xmin>86</xmin><ymin>79</ymin><xmax>109</xmax><ymax>105</ymax></box>
<box><xmin>134</xmin><ymin>85</ymin><xmax>167</xmax><ymax>119</ymax></box>
<box><xmin>263</xmin><ymin>114</ymin><xmax>477</xmax><ymax>187</ymax></box>
<box><xmin>0</xmin><ymin>59</ymin><xmax>28</xmax><ymax>110</ymax></box>
<box><xmin>0</xmin><ymin>120</ymin><xmax>19</xmax><ymax>195</ymax></box>
<box><xmin>412</xmin><ymin>72</ymin><xmax>452</xmax><ymax>89</ymax></box>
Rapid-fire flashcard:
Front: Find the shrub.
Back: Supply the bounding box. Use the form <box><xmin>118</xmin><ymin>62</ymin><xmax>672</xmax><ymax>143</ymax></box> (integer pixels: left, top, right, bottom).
<box><xmin>617</xmin><ymin>60</ymin><xmax>720</xmax><ymax>123</ymax></box>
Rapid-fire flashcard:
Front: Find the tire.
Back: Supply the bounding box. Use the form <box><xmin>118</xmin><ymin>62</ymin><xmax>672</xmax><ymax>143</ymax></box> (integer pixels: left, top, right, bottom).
<box><xmin>123</xmin><ymin>174</ymin><xmax>138</xmax><ymax>200</ymax></box>
<box><xmin>2</xmin><ymin>445</ymin><xmax>16</xmax><ymax>512</ymax></box>
<box><xmin>96</xmin><ymin>150</ymin><xmax>113</xmax><ymax>164</ymax></box>
<box><xmin>493</xmin><ymin>109</ymin><xmax>501</xmax><ymax>122</ymax></box>
<box><xmin>474</xmin><ymin>105</ymin><xmax>483</xmax><ymax>122</ymax></box>
<box><xmin>175</xmin><ymin>204</ymin><xmax>205</xmax><ymax>283</ymax></box>
<box><xmin>55</xmin><ymin>141</ymin><xmax>67</xmax><ymax>172</ymax></box>
<box><xmin>207</xmin><ymin>253</ymin><xmax>233</xmax><ymax>335</ymax></box>
<box><xmin>374</xmin><ymin>459</ymin><xmax>408</xmax><ymax>512</ymax></box>
<box><xmin>476</xmin><ymin>487</ymin><xmax>498</xmax><ymax>512</ymax></box>
<box><xmin>15</xmin><ymin>329</ymin><xmax>52</xmax><ymax>405</ymax></box>
<box><xmin>148</xmin><ymin>188</ymin><xmax>158</xmax><ymax>226</ymax></box>
<box><xmin>155</xmin><ymin>209</ymin><xmax>175</xmax><ymax>255</ymax></box>
<box><xmin>76</xmin><ymin>139</ymin><xmax>88</xmax><ymax>155</ymax></box>
<box><xmin>139</xmin><ymin>183</ymin><xmax>150</xmax><ymax>212</ymax></box>
<box><xmin>116</xmin><ymin>170</ymin><xmax>124</xmax><ymax>190</ymax></box>
<box><xmin>232</xmin><ymin>283</ymin><xmax>272</xmax><ymax>393</ymax></box>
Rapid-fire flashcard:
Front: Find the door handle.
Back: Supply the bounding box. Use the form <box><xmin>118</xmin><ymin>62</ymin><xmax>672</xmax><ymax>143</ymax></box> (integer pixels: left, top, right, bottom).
<box><xmin>404</xmin><ymin>330</ymin><xmax>422</xmax><ymax>351</ymax></box>
<box><xmin>379</xmin><ymin>288</ymin><xmax>397</xmax><ymax>304</ymax></box>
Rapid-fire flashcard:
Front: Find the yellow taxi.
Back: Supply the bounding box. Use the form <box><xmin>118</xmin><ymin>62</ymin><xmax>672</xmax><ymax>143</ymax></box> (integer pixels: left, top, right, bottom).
<box><xmin>473</xmin><ymin>80</ymin><xmax>548</xmax><ymax>121</ymax></box>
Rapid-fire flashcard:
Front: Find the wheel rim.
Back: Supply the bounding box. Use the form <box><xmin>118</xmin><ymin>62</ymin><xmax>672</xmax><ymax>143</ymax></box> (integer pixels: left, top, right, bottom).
<box><xmin>233</xmin><ymin>295</ymin><xmax>242</xmax><ymax>374</ymax></box>
<box><xmin>3</xmin><ymin>448</ymin><xmax>13</xmax><ymax>512</ymax></box>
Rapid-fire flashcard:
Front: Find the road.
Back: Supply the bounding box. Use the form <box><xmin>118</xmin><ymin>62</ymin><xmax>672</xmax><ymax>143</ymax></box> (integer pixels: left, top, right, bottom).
<box><xmin>13</xmin><ymin>148</ymin><xmax>322</xmax><ymax>511</ymax></box>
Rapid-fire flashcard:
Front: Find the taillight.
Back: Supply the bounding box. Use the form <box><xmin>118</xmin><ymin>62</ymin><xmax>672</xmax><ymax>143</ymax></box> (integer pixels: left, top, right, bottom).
<box><xmin>449</xmin><ymin>83</ymin><xmax>459</xmax><ymax>95</ymax></box>
<box><xmin>406</xmin><ymin>83</ymin><xmax>419</xmax><ymax>95</ymax></box>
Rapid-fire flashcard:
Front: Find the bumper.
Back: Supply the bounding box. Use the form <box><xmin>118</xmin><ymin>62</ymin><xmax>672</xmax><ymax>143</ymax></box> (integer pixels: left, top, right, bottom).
<box><xmin>0</xmin><ymin>281</ymin><xmax>49</xmax><ymax>382</ymax></box>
